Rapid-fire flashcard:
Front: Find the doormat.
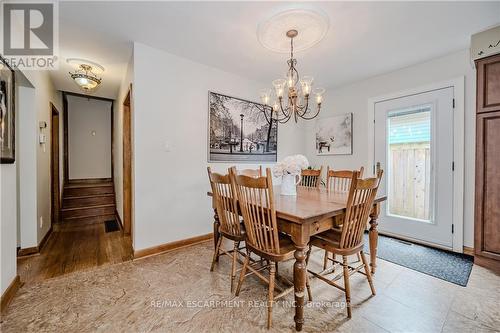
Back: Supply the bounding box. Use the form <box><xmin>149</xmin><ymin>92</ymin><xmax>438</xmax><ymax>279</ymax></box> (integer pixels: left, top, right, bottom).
<box><xmin>364</xmin><ymin>233</ymin><xmax>473</xmax><ymax>286</ymax></box>
<box><xmin>104</xmin><ymin>220</ymin><xmax>120</xmax><ymax>233</ymax></box>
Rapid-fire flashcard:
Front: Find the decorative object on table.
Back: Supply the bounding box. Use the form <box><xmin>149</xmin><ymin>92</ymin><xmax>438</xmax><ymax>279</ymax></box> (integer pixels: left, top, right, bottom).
<box><xmin>67</xmin><ymin>58</ymin><xmax>104</xmax><ymax>92</ymax></box>
<box><xmin>315</xmin><ymin>113</ymin><xmax>353</xmax><ymax>155</ymax></box>
<box><xmin>0</xmin><ymin>56</ymin><xmax>15</xmax><ymax>164</ymax></box>
<box><xmin>273</xmin><ymin>154</ymin><xmax>309</xmax><ymax>195</ymax></box>
<box><xmin>208</xmin><ymin>92</ymin><xmax>277</xmax><ymax>163</ymax></box>
<box><xmin>258</xmin><ymin>28</ymin><xmax>326</xmax><ymax>123</ymax></box>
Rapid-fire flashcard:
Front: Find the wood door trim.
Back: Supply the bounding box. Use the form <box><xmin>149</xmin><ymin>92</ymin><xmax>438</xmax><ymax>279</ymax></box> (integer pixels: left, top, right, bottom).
<box><xmin>61</xmin><ymin>90</ymin><xmax>114</xmax><ymax>102</ymax></box>
<box><xmin>122</xmin><ymin>85</ymin><xmax>132</xmax><ymax>236</ymax></box>
<box><xmin>62</xmin><ymin>93</ymin><xmax>69</xmax><ymax>184</ymax></box>
<box><xmin>50</xmin><ymin>103</ymin><xmax>60</xmax><ymax>227</ymax></box>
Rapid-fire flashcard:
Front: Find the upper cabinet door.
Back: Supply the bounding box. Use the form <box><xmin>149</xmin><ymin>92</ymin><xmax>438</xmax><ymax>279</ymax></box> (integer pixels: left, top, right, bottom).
<box><xmin>477</xmin><ymin>54</ymin><xmax>500</xmax><ymax>114</ymax></box>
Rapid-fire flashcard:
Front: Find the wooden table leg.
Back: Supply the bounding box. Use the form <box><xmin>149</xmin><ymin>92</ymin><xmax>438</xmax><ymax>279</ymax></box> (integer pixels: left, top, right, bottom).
<box><xmin>292</xmin><ymin>238</ymin><xmax>308</xmax><ymax>331</ymax></box>
<box><xmin>369</xmin><ymin>202</ymin><xmax>380</xmax><ymax>274</ymax></box>
<box><xmin>213</xmin><ymin>208</ymin><xmax>220</xmax><ymax>261</ymax></box>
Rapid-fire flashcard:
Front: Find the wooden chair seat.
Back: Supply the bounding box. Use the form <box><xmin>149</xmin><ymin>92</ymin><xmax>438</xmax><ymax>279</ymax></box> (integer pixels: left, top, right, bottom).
<box><xmin>311</xmin><ymin>229</ymin><xmax>364</xmax><ymax>256</ymax></box>
<box><xmin>246</xmin><ymin>234</ymin><xmax>295</xmax><ymax>262</ymax></box>
<box><xmin>220</xmin><ymin>229</ymin><xmax>246</xmax><ymax>242</ymax></box>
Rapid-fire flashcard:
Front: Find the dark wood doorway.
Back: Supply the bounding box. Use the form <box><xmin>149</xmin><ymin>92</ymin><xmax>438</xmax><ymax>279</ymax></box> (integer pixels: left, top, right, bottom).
<box><xmin>123</xmin><ymin>87</ymin><xmax>132</xmax><ymax>235</ymax></box>
<box><xmin>50</xmin><ymin>104</ymin><xmax>60</xmax><ymax>225</ymax></box>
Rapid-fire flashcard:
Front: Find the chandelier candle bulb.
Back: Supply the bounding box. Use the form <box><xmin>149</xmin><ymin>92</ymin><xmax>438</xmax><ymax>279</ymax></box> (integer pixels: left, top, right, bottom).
<box><xmin>314</xmin><ymin>88</ymin><xmax>325</xmax><ymax>104</ymax></box>
<box><xmin>260</xmin><ymin>90</ymin><xmax>271</xmax><ymax>105</ymax></box>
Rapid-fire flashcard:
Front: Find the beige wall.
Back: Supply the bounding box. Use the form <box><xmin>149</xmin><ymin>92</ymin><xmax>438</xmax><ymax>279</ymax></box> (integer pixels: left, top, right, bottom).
<box><xmin>68</xmin><ymin>96</ymin><xmax>112</xmax><ymax>180</ymax></box>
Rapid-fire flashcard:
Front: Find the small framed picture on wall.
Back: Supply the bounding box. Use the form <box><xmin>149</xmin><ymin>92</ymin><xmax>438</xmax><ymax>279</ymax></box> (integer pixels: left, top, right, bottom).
<box><xmin>315</xmin><ymin>113</ymin><xmax>353</xmax><ymax>155</ymax></box>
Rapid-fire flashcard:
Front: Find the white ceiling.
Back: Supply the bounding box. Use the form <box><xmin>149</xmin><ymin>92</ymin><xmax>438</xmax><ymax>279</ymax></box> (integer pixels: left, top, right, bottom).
<box><xmin>53</xmin><ymin>1</ymin><xmax>500</xmax><ymax>99</ymax></box>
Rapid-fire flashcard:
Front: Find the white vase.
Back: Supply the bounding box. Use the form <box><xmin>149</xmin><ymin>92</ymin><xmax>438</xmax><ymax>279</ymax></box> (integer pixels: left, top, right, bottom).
<box><xmin>281</xmin><ymin>173</ymin><xmax>301</xmax><ymax>196</ymax></box>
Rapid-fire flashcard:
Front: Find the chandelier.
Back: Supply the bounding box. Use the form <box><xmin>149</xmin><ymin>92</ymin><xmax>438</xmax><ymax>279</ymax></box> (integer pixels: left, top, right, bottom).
<box><xmin>69</xmin><ymin>64</ymin><xmax>102</xmax><ymax>92</ymax></box>
<box><xmin>260</xmin><ymin>29</ymin><xmax>325</xmax><ymax>123</ymax></box>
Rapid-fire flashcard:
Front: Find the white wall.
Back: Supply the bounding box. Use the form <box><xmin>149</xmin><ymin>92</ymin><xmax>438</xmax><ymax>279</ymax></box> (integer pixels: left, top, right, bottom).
<box><xmin>113</xmin><ymin>55</ymin><xmax>134</xmax><ymax>222</ymax></box>
<box><xmin>68</xmin><ymin>96</ymin><xmax>112</xmax><ymax>180</ymax></box>
<box><xmin>17</xmin><ymin>86</ymin><xmax>38</xmax><ymax>249</ymax></box>
<box><xmin>0</xmin><ymin>83</ymin><xmax>19</xmax><ymax>293</ymax></box>
<box><xmin>304</xmin><ymin>49</ymin><xmax>476</xmax><ymax>247</ymax></box>
<box><xmin>132</xmin><ymin>42</ymin><xmax>304</xmax><ymax>251</ymax></box>
<box><xmin>1</xmin><ymin>162</ymin><xmax>17</xmax><ymax>294</ymax></box>
<box><xmin>20</xmin><ymin>70</ymin><xmax>62</xmax><ymax>247</ymax></box>
<box><xmin>1</xmin><ymin>68</ymin><xmax>60</xmax><ymax>293</ymax></box>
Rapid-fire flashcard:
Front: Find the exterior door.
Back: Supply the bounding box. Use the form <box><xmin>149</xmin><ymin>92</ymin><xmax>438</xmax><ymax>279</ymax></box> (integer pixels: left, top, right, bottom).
<box><xmin>374</xmin><ymin>87</ymin><xmax>454</xmax><ymax>248</ymax></box>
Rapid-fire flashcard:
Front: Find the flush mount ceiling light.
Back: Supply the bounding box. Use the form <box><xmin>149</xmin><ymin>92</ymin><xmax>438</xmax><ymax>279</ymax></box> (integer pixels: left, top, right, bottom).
<box><xmin>67</xmin><ymin>58</ymin><xmax>104</xmax><ymax>92</ymax></box>
<box><xmin>257</xmin><ymin>8</ymin><xmax>329</xmax><ymax>53</ymax></box>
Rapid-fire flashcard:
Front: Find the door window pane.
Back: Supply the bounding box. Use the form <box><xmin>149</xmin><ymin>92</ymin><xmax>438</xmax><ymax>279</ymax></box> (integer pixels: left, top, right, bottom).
<box><xmin>387</xmin><ymin>106</ymin><xmax>432</xmax><ymax>222</ymax></box>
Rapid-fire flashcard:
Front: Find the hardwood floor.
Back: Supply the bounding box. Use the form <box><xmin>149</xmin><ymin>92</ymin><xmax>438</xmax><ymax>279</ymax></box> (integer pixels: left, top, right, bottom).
<box><xmin>18</xmin><ymin>221</ymin><xmax>132</xmax><ymax>283</ymax></box>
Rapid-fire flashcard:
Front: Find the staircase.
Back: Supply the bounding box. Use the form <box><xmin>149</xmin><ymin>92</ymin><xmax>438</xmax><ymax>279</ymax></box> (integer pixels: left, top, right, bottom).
<box><xmin>61</xmin><ymin>180</ymin><xmax>116</xmax><ymax>224</ymax></box>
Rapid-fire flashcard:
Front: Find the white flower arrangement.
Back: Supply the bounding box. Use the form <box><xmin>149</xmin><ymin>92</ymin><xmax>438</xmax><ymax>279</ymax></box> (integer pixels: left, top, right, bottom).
<box><xmin>272</xmin><ymin>154</ymin><xmax>309</xmax><ymax>177</ymax></box>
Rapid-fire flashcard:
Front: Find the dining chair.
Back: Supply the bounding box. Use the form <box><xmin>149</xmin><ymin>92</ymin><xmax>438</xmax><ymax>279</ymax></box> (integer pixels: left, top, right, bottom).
<box><xmin>207</xmin><ymin>167</ymin><xmax>246</xmax><ymax>292</ymax></box>
<box><xmin>300</xmin><ymin>167</ymin><xmax>323</xmax><ymax>188</ymax></box>
<box><xmin>232</xmin><ymin>168</ymin><xmax>311</xmax><ymax>329</ymax></box>
<box><xmin>233</xmin><ymin>166</ymin><xmax>263</xmax><ymax>178</ymax></box>
<box><xmin>323</xmin><ymin>166</ymin><xmax>365</xmax><ymax>269</ymax></box>
<box><xmin>306</xmin><ymin>170</ymin><xmax>383</xmax><ymax>318</ymax></box>
<box><xmin>326</xmin><ymin>166</ymin><xmax>364</xmax><ymax>192</ymax></box>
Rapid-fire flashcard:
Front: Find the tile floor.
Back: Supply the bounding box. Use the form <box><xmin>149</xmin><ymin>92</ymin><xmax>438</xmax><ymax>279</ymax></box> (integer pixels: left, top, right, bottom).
<box><xmin>1</xmin><ymin>241</ymin><xmax>499</xmax><ymax>332</ymax></box>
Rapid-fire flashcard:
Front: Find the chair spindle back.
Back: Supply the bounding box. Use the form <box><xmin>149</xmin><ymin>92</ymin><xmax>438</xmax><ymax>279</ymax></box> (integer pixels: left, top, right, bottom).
<box><xmin>231</xmin><ymin>168</ymin><xmax>280</xmax><ymax>255</ymax></box>
<box><xmin>326</xmin><ymin>166</ymin><xmax>365</xmax><ymax>192</ymax></box>
<box><xmin>300</xmin><ymin>167</ymin><xmax>323</xmax><ymax>188</ymax></box>
<box><xmin>207</xmin><ymin>167</ymin><xmax>241</xmax><ymax>238</ymax></box>
<box><xmin>232</xmin><ymin>166</ymin><xmax>263</xmax><ymax>178</ymax></box>
<box><xmin>340</xmin><ymin>170</ymin><xmax>383</xmax><ymax>249</ymax></box>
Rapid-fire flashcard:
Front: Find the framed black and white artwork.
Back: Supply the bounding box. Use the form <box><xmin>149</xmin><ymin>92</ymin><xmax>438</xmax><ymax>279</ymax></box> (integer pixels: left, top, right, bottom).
<box><xmin>0</xmin><ymin>56</ymin><xmax>15</xmax><ymax>164</ymax></box>
<box><xmin>315</xmin><ymin>113</ymin><xmax>353</xmax><ymax>155</ymax></box>
<box><xmin>208</xmin><ymin>92</ymin><xmax>277</xmax><ymax>163</ymax></box>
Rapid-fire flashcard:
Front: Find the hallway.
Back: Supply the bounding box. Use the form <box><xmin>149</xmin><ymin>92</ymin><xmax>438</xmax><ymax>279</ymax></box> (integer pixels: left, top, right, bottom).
<box><xmin>17</xmin><ymin>222</ymin><xmax>132</xmax><ymax>284</ymax></box>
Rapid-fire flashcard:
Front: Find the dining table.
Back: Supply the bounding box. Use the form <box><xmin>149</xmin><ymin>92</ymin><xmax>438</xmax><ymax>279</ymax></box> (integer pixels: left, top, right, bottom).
<box><xmin>207</xmin><ymin>185</ymin><xmax>387</xmax><ymax>331</ymax></box>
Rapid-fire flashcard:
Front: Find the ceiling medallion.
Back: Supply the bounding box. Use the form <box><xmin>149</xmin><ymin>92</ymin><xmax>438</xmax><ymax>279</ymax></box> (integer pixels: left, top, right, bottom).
<box><xmin>257</xmin><ymin>8</ymin><xmax>329</xmax><ymax>53</ymax></box>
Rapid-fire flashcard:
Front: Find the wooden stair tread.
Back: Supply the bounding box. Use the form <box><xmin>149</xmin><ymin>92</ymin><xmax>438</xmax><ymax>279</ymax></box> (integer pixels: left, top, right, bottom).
<box><xmin>61</xmin><ymin>203</ymin><xmax>115</xmax><ymax>212</ymax></box>
<box><xmin>63</xmin><ymin>213</ymin><xmax>115</xmax><ymax>221</ymax></box>
<box><xmin>61</xmin><ymin>180</ymin><xmax>117</xmax><ymax>224</ymax></box>
<box><xmin>63</xmin><ymin>193</ymin><xmax>115</xmax><ymax>200</ymax></box>
<box><xmin>64</xmin><ymin>183</ymin><xmax>113</xmax><ymax>189</ymax></box>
